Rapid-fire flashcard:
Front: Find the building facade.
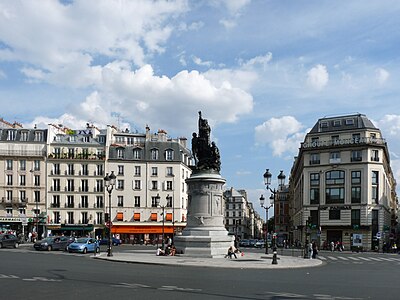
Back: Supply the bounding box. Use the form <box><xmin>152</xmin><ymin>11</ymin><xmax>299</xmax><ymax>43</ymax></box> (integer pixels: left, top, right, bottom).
<box><xmin>290</xmin><ymin>114</ymin><xmax>397</xmax><ymax>251</ymax></box>
<box><xmin>224</xmin><ymin>187</ymin><xmax>263</xmax><ymax>241</ymax></box>
<box><xmin>0</xmin><ymin>119</ymin><xmax>192</xmax><ymax>243</ymax></box>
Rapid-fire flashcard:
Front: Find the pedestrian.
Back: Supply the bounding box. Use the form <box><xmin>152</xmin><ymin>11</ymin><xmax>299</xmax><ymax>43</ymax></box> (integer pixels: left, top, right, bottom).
<box><xmin>28</xmin><ymin>232</ymin><xmax>32</xmax><ymax>243</ymax></box>
<box><xmin>309</xmin><ymin>241</ymin><xmax>313</xmax><ymax>259</ymax></box>
<box><xmin>225</xmin><ymin>246</ymin><xmax>237</xmax><ymax>259</ymax></box>
<box><xmin>330</xmin><ymin>241</ymin><xmax>334</xmax><ymax>252</ymax></box>
<box><xmin>312</xmin><ymin>241</ymin><xmax>318</xmax><ymax>259</ymax></box>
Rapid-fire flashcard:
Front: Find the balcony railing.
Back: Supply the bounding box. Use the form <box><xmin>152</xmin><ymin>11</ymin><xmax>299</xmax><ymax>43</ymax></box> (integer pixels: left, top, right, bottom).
<box><xmin>48</xmin><ymin>153</ymin><xmax>105</xmax><ymax>160</ymax></box>
<box><xmin>0</xmin><ymin>149</ymin><xmax>45</xmax><ymax>157</ymax></box>
<box><xmin>1</xmin><ymin>197</ymin><xmax>27</xmax><ymax>207</ymax></box>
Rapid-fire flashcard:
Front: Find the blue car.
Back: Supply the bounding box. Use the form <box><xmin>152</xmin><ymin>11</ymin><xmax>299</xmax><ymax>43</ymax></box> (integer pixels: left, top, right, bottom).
<box><xmin>99</xmin><ymin>237</ymin><xmax>121</xmax><ymax>246</ymax></box>
<box><xmin>68</xmin><ymin>237</ymin><xmax>100</xmax><ymax>254</ymax></box>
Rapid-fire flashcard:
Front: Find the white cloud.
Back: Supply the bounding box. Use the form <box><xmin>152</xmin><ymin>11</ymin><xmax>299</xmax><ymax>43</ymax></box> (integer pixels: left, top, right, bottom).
<box><xmin>254</xmin><ymin>116</ymin><xmax>305</xmax><ymax>157</ymax></box>
<box><xmin>239</xmin><ymin>52</ymin><xmax>272</xmax><ymax>70</ymax></box>
<box><xmin>192</xmin><ymin>56</ymin><xmax>213</xmax><ymax>67</ymax></box>
<box><xmin>307</xmin><ymin>64</ymin><xmax>329</xmax><ymax>90</ymax></box>
<box><xmin>376</xmin><ymin>67</ymin><xmax>390</xmax><ymax>85</ymax></box>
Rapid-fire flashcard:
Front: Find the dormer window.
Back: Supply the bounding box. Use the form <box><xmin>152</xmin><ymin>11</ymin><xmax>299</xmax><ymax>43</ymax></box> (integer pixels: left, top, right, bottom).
<box><xmin>151</xmin><ymin>149</ymin><xmax>159</xmax><ymax>160</ymax></box>
<box><xmin>117</xmin><ymin>148</ymin><xmax>124</xmax><ymax>159</ymax></box>
<box><xmin>34</xmin><ymin>131</ymin><xmax>43</xmax><ymax>141</ymax></box>
<box><xmin>7</xmin><ymin>130</ymin><xmax>16</xmax><ymax>141</ymax></box>
<box><xmin>320</xmin><ymin>122</ymin><xmax>328</xmax><ymax>128</ymax></box>
<box><xmin>133</xmin><ymin>148</ymin><xmax>141</xmax><ymax>159</ymax></box>
<box><xmin>333</xmin><ymin>120</ymin><xmax>341</xmax><ymax>127</ymax></box>
<box><xmin>345</xmin><ymin>119</ymin><xmax>354</xmax><ymax>125</ymax></box>
<box><xmin>20</xmin><ymin>131</ymin><xmax>28</xmax><ymax>141</ymax></box>
<box><xmin>165</xmin><ymin>149</ymin><xmax>174</xmax><ymax>161</ymax></box>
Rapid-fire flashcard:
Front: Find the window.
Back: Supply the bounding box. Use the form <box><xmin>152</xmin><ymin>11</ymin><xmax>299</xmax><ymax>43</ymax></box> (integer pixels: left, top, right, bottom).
<box><xmin>326</xmin><ymin>188</ymin><xmax>344</xmax><ymax>204</ymax></box>
<box><xmin>351</xmin><ymin>150</ymin><xmax>362</xmax><ymax>162</ymax></box>
<box><xmin>134</xmin><ymin>196</ymin><xmax>140</xmax><ymax>207</ymax></box>
<box><xmin>165</xmin><ymin>149</ymin><xmax>174</xmax><ymax>160</ymax></box>
<box><xmin>372</xmin><ymin>171</ymin><xmax>379</xmax><ymax>204</ymax></box>
<box><xmin>333</xmin><ymin>120</ymin><xmax>341</xmax><ymax>127</ymax></box>
<box><xmin>34</xmin><ymin>160</ymin><xmax>40</xmax><ymax>171</ymax></box>
<box><xmin>34</xmin><ymin>175</ymin><xmax>40</xmax><ymax>186</ymax></box>
<box><xmin>66</xmin><ymin>179</ymin><xmax>74</xmax><ymax>192</ymax></box>
<box><xmin>151</xmin><ymin>167</ymin><xmax>158</xmax><ymax>176</ymax></box>
<box><xmin>53</xmin><ymin>179</ymin><xmax>61</xmax><ymax>191</ymax></box>
<box><xmin>117</xmin><ymin>148</ymin><xmax>124</xmax><ymax>159</ymax></box>
<box><xmin>6</xmin><ymin>190</ymin><xmax>12</xmax><ymax>201</ymax></box>
<box><xmin>310</xmin><ymin>188</ymin><xmax>319</xmax><ymax>204</ymax></box>
<box><xmin>352</xmin><ymin>133</ymin><xmax>361</xmax><ymax>141</ymax></box>
<box><xmin>151</xmin><ymin>197</ymin><xmax>158</xmax><ymax>207</ymax></box>
<box><xmin>166</xmin><ymin>167</ymin><xmax>173</xmax><ymax>176</ymax></box>
<box><xmin>118</xmin><ymin>165</ymin><xmax>124</xmax><ymax>175</ymax></box>
<box><xmin>96</xmin><ymin>196</ymin><xmax>103</xmax><ymax>208</ymax></box>
<box><xmin>151</xmin><ymin>181</ymin><xmax>158</xmax><ymax>190</ymax></box>
<box><xmin>330</xmin><ymin>151</ymin><xmax>341</xmax><ymax>163</ymax></box>
<box><xmin>311</xmin><ymin>137</ymin><xmax>319</xmax><ymax>145</ymax></box>
<box><xmin>68</xmin><ymin>148</ymin><xmax>75</xmax><ymax>159</ymax></box>
<box><xmin>134</xmin><ymin>180</ymin><xmax>141</xmax><ymax>190</ymax></box>
<box><xmin>133</xmin><ymin>148</ymin><xmax>141</xmax><ymax>159</ymax></box>
<box><xmin>19</xmin><ymin>175</ymin><xmax>26</xmax><ymax>185</ymax></box>
<box><xmin>351</xmin><ymin>171</ymin><xmax>361</xmax><ymax>184</ymax></box>
<box><xmin>117</xmin><ymin>180</ymin><xmax>124</xmax><ymax>190</ymax></box>
<box><xmin>331</xmin><ymin>135</ymin><xmax>339</xmax><ymax>144</ymax></box>
<box><xmin>6</xmin><ymin>159</ymin><xmax>12</xmax><ymax>170</ymax></box>
<box><xmin>151</xmin><ymin>149</ymin><xmax>159</xmax><ymax>160</ymax></box>
<box><xmin>351</xmin><ymin>209</ymin><xmax>361</xmax><ymax>226</ymax></box>
<box><xmin>117</xmin><ymin>196</ymin><xmax>124</xmax><ymax>207</ymax></box>
<box><xmin>134</xmin><ymin>166</ymin><xmax>141</xmax><ymax>176</ymax></box>
<box><xmin>326</xmin><ymin>170</ymin><xmax>345</xmax><ymax>185</ymax></box>
<box><xmin>67</xmin><ymin>212</ymin><xmax>74</xmax><ymax>224</ymax></box>
<box><xmin>53</xmin><ymin>163</ymin><xmax>60</xmax><ymax>175</ymax></box>
<box><xmin>81</xmin><ymin>164</ymin><xmax>89</xmax><ymax>176</ymax></box>
<box><xmin>320</xmin><ymin>122</ymin><xmax>328</xmax><ymax>128</ymax></box>
<box><xmin>134</xmin><ymin>213</ymin><xmax>140</xmax><ymax>221</ymax></box>
<box><xmin>310</xmin><ymin>153</ymin><xmax>320</xmax><ymax>165</ymax></box>
<box><xmin>345</xmin><ymin>118</ymin><xmax>354</xmax><ymax>125</ymax></box>
<box><xmin>67</xmin><ymin>164</ymin><xmax>74</xmax><ymax>175</ymax></box>
<box><xmin>329</xmin><ymin>209</ymin><xmax>341</xmax><ymax>220</ymax></box>
<box><xmin>97</xmin><ymin>212</ymin><xmax>103</xmax><ymax>224</ymax></box>
<box><xmin>351</xmin><ymin>187</ymin><xmax>361</xmax><ymax>203</ymax></box>
<box><xmin>81</xmin><ymin>179</ymin><xmax>89</xmax><ymax>192</ymax></box>
<box><xmin>52</xmin><ymin>195</ymin><xmax>60</xmax><ymax>208</ymax></box>
<box><xmin>310</xmin><ymin>173</ymin><xmax>320</xmax><ymax>186</ymax></box>
<box><xmin>20</xmin><ymin>160</ymin><xmax>26</xmax><ymax>171</ymax></box>
<box><xmin>96</xmin><ymin>164</ymin><xmax>104</xmax><ymax>176</ymax></box>
<box><xmin>67</xmin><ymin>196</ymin><xmax>74</xmax><ymax>208</ymax></box>
<box><xmin>151</xmin><ymin>213</ymin><xmax>158</xmax><ymax>221</ymax></box>
<box><xmin>53</xmin><ymin>212</ymin><xmax>60</xmax><ymax>224</ymax></box>
<box><xmin>81</xmin><ymin>212</ymin><xmax>88</xmax><ymax>224</ymax></box>
<box><xmin>81</xmin><ymin>196</ymin><xmax>88</xmax><ymax>208</ymax></box>
<box><xmin>34</xmin><ymin>191</ymin><xmax>40</xmax><ymax>203</ymax></box>
<box><xmin>7</xmin><ymin>130</ymin><xmax>16</xmax><ymax>140</ymax></box>
<box><xmin>34</xmin><ymin>131</ymin><xmax>43</xmax><ymax>141</ymax></box>
<box><xmin>7</xmin><ymin>175</ymin><xmax>12</xmax><ymax>185</ymax></box>
<box><xmin>166</xmin><ymin>196</ymin><xmax>173</xmax><ymax>207</ymax></box>
<box><xmin>371</xmin><ymin>150</ymin><xmax>379</xmax><ymax>162</ymax></box>
<box><xmin>166</xmin><ymin>181</ymin><xmax>173</xmax><ymax>191</ymax></box>
<box><xmin>20</xmin><ymin>190</ymin><xmax>26</xmax><ymax>201</ymax></box>
<box><xmin>20</xmin><ymin>131</ymin><xmax>28</xmax><ymax>141</ymax></box>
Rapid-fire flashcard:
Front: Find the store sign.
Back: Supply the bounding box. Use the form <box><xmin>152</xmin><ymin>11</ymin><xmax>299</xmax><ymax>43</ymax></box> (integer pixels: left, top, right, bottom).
<box><xmin>302</xmin><ymin>137</ymin><xmax>385</xmax><ymax>149</ymax></box>
<box><xmin>0</xmin><ymin>217</ymin><xmax>22</xmax><ymax>223</ymax></box>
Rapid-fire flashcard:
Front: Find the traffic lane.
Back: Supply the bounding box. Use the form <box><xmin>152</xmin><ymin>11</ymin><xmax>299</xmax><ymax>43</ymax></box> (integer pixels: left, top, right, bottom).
<box><xmin>1</xmin><ymin>250</ymin><xmax>400</xmax><ymax>300</ymax></box>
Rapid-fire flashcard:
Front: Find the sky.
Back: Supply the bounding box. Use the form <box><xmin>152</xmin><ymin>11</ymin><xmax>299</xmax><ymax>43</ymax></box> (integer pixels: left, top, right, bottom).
<box><xmin>1</xmin><ymin>0</ymin><xmax>400</xmax><ymax>219</ymax></box>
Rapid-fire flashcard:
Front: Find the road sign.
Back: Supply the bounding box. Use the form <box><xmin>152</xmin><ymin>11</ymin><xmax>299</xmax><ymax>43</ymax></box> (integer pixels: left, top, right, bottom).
<box><xmin>376</xmin><ymin>232</ymin><xmax>381</xmax><ymax>239</ymax></box>
<box><xmin>106</xmin><ymin>221</ymin><xmax>113</xmax><ymax>228</ymax></box>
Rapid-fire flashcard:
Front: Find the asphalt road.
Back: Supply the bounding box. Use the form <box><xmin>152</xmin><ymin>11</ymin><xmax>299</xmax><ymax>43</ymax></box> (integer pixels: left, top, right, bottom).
<box><xmin>1</xmin><ymin>246</ymin><xmax>399</xmax><ymax>300</ymax></box>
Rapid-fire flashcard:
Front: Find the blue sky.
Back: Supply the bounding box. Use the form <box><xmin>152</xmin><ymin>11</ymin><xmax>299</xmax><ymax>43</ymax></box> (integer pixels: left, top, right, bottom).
<box><xmin>1</xmin><ymin>0</ymin><xmax>400</xmax><ymax>218</ymax></box>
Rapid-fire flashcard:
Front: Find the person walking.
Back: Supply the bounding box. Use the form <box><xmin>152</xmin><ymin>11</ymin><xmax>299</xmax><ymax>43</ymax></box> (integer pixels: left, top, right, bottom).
<box><xmin>312</xmin><ymin>241</ymin><xmax>318</xmax><ymax>259</ymax></box>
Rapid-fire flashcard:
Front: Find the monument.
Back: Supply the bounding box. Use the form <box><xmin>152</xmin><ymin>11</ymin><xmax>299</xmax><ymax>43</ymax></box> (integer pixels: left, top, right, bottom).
<box><xmin>174</xmin><ymin>112</ymin><xmax>234</xmax><ymax>257</ymax></box>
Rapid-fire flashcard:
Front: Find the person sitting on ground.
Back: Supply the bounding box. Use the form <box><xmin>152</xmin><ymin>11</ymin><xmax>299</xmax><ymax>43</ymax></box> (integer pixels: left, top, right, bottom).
<box><xmin>156</xmin><ymin>247</ymin><xmax>165</xmax><ymax>256</ymax></box>
<box><xmin>225</xmin><ymin>246</ymin><xmax>237</xmax><ymax>259</ymax></box>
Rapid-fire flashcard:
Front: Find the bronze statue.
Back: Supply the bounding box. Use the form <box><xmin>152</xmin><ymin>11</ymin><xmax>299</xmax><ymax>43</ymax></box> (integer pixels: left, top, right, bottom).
<box><xmin>191</xmin><ymin>111</ymin><xmax>221</xmax><ymax>173</ymax></box>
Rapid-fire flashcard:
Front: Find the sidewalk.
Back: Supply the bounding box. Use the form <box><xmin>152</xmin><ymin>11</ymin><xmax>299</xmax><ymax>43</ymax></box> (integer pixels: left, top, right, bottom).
<box><xmin>93</xmin><ymin>249</ymin><xmax>323</xmax><ymax>269</ymax></box>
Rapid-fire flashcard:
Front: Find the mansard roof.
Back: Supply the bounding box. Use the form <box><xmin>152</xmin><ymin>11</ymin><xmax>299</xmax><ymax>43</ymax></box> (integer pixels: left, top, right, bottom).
<box><xmin>309</xmin><ymin>113</ymin><xmax>378</xmax><ymax>134</ymax></box>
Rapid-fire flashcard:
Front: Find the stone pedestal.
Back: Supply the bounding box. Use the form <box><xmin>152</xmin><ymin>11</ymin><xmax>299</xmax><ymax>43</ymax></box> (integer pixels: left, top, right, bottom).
<box><xmin>174</xmin><ymin>171</ymin><xmax>234</xmax><ymax>257</ymax></box>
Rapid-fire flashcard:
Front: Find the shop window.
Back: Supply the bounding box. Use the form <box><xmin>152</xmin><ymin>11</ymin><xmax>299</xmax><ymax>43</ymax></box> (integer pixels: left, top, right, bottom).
<box><xmin>134</xmin><ymin>213</ymin><xmax>140</xmax><ymax>221</ymax></box>
<box><xmin>151</xmin><ymin>213</ymin><xmax>158</xmax><ymax>221</ymax></box>
<box><xmin>166</xmin><ymin>213</ymin><xmax>172</xmax><ymax>221</ymax></box>
<box><xmin>117</xmin><ymin>212</ymin><xmax>123</xmax><ymax>221</ymax></box>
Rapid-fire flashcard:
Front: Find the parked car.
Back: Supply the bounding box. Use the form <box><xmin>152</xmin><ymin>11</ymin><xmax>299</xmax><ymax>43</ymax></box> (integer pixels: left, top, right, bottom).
<box><xmin>0</xmin><ymin>233</ymin><xmax>19</xmax><ymax>249</ymax></box>
<box><xmin>239</xmin><ymin>239</ymin><xmax>250</xmax><ymax>247</ymax></box>
<box><xmin>68</xmin><ymin>237</ymin><xmax>100</xmax><ymax>254</ymax></box>
<box><xmin>34</xmin><ymin>236</ymin><xmax>74</xmax><ymax>251</ymax></box>
<box><xmin>99</xmin><ymin>237</ymin><xmax>122</xmax><ymax>246</ymax></box>
<box><xmin>254</xmin><ymin>240</ymin><xmax>265</xmax><ymax>248</ymax></box>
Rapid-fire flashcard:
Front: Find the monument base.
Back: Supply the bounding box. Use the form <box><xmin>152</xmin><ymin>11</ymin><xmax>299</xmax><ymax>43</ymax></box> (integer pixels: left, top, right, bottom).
<box><xmin>174</xmin><ymin>228</ymin><xmax>234</xmax><ymax>258</ymax></box>
<box><xmin>174</xmin><ymin>171</ymin><xmax>234</xmax><ymax>258</ymax></box>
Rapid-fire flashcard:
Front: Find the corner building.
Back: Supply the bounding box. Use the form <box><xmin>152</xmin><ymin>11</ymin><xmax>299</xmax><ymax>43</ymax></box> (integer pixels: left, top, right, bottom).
<box><xmin>290</xmin><ymin>114</ymin><xmax>397</xmax><ymax>251</ymax></box>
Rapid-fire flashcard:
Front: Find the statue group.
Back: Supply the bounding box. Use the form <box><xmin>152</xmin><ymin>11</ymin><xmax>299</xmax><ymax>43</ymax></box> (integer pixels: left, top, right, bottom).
<box><xmin>191</xmin><ymin>111</ymin><xmax>221</xmax><ymax>173</ymax></box>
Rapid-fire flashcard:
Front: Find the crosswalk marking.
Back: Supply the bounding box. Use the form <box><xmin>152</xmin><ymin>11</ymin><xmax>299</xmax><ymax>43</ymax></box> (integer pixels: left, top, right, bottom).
<box><xmin>348</xmin><ymin>257</ymin><xmax>360</xmax><ymax>261</ymax></box>
<box><xmin>358</xmin><ymin>257</ymin><xmax>371</xmax><ymax>261</ymax></box>
<box><xmin>318</xmin><ymin>255</ymin><xmax>400</xmax><ymax>263</ymax></box>
<box><xmin>337</xmin><ymin>256</ymin><xmax>349</xmax><ymax>260</ymax></box>
<box><xmin>368</xmin><ymin>257</ymin><xmax>382</xmax><ymax>261</ymax></box>
<box><xmin>327</xmin><ymin>256</ymin><xmax>338</xmax><ymax>260</ymax></box>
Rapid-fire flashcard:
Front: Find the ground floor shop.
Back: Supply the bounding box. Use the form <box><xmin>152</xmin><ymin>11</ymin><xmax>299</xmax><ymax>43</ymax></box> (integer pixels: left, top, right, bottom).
<box><xmin>110</xmin><ymin>223</ymin><xmax>185</xmax><ymax>245</ymax></box>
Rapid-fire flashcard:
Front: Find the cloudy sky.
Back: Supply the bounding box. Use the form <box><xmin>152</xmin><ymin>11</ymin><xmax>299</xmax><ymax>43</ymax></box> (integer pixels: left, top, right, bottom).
<box><xmin>1</xmin><ymin>0</ymin><xmax>400</xmax><ymax>218</ymax></box>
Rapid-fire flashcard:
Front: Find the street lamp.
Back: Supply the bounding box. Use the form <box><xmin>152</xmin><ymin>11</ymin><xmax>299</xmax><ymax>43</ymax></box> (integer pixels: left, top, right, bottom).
<box><xmin>262</xmin><ymin>169</ymin><xmax>286</xmax><ymax>253</ymax></box>
<box><xmin>260</xmin><ymin>194</ymin><xmax>274</xmax><ymax>254</ymax></box>
<box><xmin>104</xmin><ymin>171</ymin><xmax>116</xmax><ymax>257</ymax></box>
<box><xmin>155</xmin><ymin>194</ymin><xmax>167</xmax><ymax>249</ymax></box>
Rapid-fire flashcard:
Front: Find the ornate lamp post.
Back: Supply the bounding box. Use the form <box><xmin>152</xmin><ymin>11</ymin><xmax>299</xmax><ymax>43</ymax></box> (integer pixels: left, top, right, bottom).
<box><xmin>104</xmin><ymin>171</ymin><xmax>116</xmax><ymax>257</ymax></box>
<box><xmin>262</xmin><ymin>169</ymin><xmax>286</xmax><ymax>262</ymax></box>
<box><xmin>259</xmin><ymin>194</ymin><xmax>273</xmax><ymax>254</ymax></box>
<box><xmin>155</xmin><ymin>194</ymin><xmax>167</xmax><ymax>249</ymax></box>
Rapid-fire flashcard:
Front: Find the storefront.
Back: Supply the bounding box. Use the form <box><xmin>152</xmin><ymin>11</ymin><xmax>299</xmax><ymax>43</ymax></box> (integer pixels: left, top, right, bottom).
<box><xmin>48</xmin><ymin>224</ymin><xmax>94</xmax><ymax>237</ymax></box>
<box><xmin>111</xmin><ymin>224</ymin><xmax>183</xmax><ymax>245</ymax></box>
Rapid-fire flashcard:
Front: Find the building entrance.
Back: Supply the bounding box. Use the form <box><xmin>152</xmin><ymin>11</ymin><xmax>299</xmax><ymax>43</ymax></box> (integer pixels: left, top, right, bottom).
<box><xmin>327</xmin><ymin>230</ymin><xmax>342</xmax><ymax>244</ymax></box>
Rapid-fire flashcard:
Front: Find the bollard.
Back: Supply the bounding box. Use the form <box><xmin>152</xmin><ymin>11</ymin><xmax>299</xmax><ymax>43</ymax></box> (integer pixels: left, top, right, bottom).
<box><xmin>272</xmin><ymin>246</ymin><xmax>278</xmax><ymax>265</ymax></box>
